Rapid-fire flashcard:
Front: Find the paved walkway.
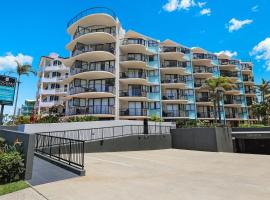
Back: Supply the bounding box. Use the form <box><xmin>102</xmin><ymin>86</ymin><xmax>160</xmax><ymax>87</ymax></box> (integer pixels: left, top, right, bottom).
<box><xmin>1</xmin><ymin>149</ymin><xmax>270</xmax><ymax>200</ymax></box>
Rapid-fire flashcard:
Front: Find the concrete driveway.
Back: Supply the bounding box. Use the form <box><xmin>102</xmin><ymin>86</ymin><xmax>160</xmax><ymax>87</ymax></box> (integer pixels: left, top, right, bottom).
<box><xmin>1</xmin><ymin>149</ymin><xmax>270</xmax><ymax>200</ymax></box>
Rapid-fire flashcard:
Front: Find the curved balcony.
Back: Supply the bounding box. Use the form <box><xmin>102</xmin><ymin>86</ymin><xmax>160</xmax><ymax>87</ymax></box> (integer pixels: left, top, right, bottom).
<box><xmin>120</xmin><ymin>108</ymin><xmax>148</xmax><ymax>119</ymax></box>
<box><xmin>220</xmin><ymin>71</ymin><xmax>240</xmax><ymax>82</ymax></box>
<box><xmin>120</xmin><ymin>38</ymin><xmax>153</xmax><ymax>54</ymax></box>
<box><xmin>68</xmin><ymin>105</ymin><xmax>115</xmax><ymax>117</ymax></box>
<box><xmin>68</xmin><ymin>84</ymin><xmax>115</xmax><ymax>99</ymax></box>
<box><xmin>119</xmin><ymin>72</ymin><xmax>147</xmax><ymax>84</ymax></box>
<box><xmin>162</xmin><ymin>93</ymin><xmax>188</xmax><ymax>103</ymax></box>
<box><xmin>64</xmin><ymin>43</ymin><xmax>115</xmax><ymax>66</ymax></box>
<box><xmin>224</xmin><ymin>99</ymin><xmax>243</xmax><ymax>107</ymax></box>
<box><xmin>67</xmin><ymin>62</ymin><xmax>115</xmax><ymax>83</ymax></box>
<box><xmin>193</xmin><ymin>67</ymin><xmax>214</xmax><ymax>78</ymax></box>
<box><xmin>41</xmin><ymin>88</ymin><xmax>67</xmax><ymax>95</ymax></box>
<box><xmin>219</xmin><ymin>59</ymin><xmax>239</xmax><ymax>70</ymax></box>
<box><xmin>163</xmin><ymin>110</ymin><xmax>188</xmax><ymax>118</ymax></box>
<box><xmin>44</xmin><ymin>65</ymin><xmax>69</xmax><ymax>72</ymax></box>
<box><xmin>192</xmin><ymin>53</ymin><xmax>217</xmax><ymax>66</ymax></box>
<box><xmin>42</xmin><ymin>75</ymin><xmax>68</xmax><ymax>83</ymax></box>
<box><xmin>160</xmin><ymin>46</ymin><xmax>187</xmax><ymax>60</ymax></box>
<box><xmin>119</xmin><ymin>89</ymin><xmax>148</xmax><ymax>101</ymax></box>
<box><xmin>67</xmin><ymin>7</ymin><xmax>117</xmax><ymax>34</ymax></box>
<box><xmin>160</xmin><ymin>60</ymin><xmax>189</xmax><ymax>74</ymax></box>
<box><xmin>161</xmin><ymin>76</ymin><xmax>186</xmax><ymax>89</ymax></box>
<box><xmin>120</xmin><ymin>54</ymin><xmax>148</xmax><ymax>68</ymax></box>
<box><xmin>196</xmin><ymin>97</ymin><xmax>213</xmax><ymax>106</ymax></box>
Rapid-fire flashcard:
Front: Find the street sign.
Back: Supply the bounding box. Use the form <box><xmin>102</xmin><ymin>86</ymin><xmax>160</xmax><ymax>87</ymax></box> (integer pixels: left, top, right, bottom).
<box><xmin>0</xmin><ymin>75</ymin><xmax>16</xmax><ymax>105</ymax></box>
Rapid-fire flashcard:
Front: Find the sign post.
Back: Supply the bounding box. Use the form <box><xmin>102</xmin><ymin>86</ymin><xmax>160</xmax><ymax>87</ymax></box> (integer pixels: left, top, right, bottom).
<box><xmin>0</xmin><ymin>75</ymin><xmax>16</xmax><ymax>125</ymax></box>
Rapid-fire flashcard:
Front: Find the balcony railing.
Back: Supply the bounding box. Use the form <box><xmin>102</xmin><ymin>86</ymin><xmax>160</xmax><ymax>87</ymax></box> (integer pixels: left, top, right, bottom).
<box><xmin>42</xmin><ymin>88</ymin><xmax>67</xmax><ymax>94</ymax></box>
<box><xmin>194</xmin><ymin>68</ymin><xmax>214</xmax><ymax>73</ymax></box>
<box><xmin>225</xmin><ymin>113</ymin><xmax>239</xmax><ymax>118</ymax></box>
<box><xmin>120</xmin><ymin>54</ymin><xmax>148</xmax><ymax>62</ymax></box>
<box><xmin>72</xmin><ymin>43</ymin><xmax>115</xmax><ymax>56</ymax></box>
<box><xmin>69</xmin><ymin>84</ymin><xmax>115</xmax><ymax>95</ymax></box>
<box><xmin>224</xmin><ymin>99</ymin><xmax>243</xmax><ymax>104</ymax></box>
<box><xmin>121</xmin><ymin>38</ymin><xmax>146</xmax><ymax>46</ymax></box>
<box><xmin>219</xmin><ymin>59</ymin><xmax>240</xmax><ymax>65</ymax></box>
<box><xmin>220</xmin><ymin>72</ymin><xmax>240</xmax><ymax>78</ymax></box>
<box><xmin>119</xmin><ymin>90</ymin><xmax>147</xmax><ymax>97</ymax></box>
<box><xmin>196</xmin><ymin>97</ymin><xmax>210</xmax><ymax>102</ymax></box>
<box><xmin>194</xmin><ymin>82</ymin><xmax>205</xmax><ymax>87</ymax></box>
<box><xmin>161</xmin><ymin>60</ymin><xmax>189</xmax><ymax>68</ymax></box>
<box><xmin>162</xmin><ymin>93</ymin><xmax>187</xmax><ymax>100</ymax></box>
<box><xmin>119</xmin><ymin>72</ymin><xmax>146</xmax><ymax>79</ymax></box>
<box><xmin>73</xmin><ymin>25</ymin><xmax>116</xmax><ymax>39</ymax></box>
<box><xmin>68</xmin><ymin>105</ymin><xmax>115</xmax><ymax>115</ymax></box>
<box><xmin>241</xmin><ymin>64</ymin><xmax>252</xmax><ymax>71</ymax></box>
<box><xmin>70</xmin><ymin>63</ymin><xmax>115</xmax><ymax>75</ymax></box>
<box><xmin>161</xmin><ymin>76</ymin><xmax>186</xmax><ymax>84</ymax></box>
<box><xmin>67</xmin><ymin>7</ymin><xmax>117</xmax><ymax>28</ymax></box>
<box><xmin>163</xmin><ymin>110</ymin><xmax>187</xmax><ymax>117</ymax></box>
<box><xmin>120</xmin><ymin>108</ymin><xmax>147</xmax><ymax>116</ymax></box>
<box><xmin>197</xmin><ymin>112</ymin><xmax>214</xmax><ymax>118</ymax></box>
<box><xmin>193</xmin><ymin>53</ymin><xmax>217</xmax><ymax>60</ymax></box>
<box><xmin>161</xmin><ymin>46</ymin><xmax>190</xmax><ymax>54</ymax></box>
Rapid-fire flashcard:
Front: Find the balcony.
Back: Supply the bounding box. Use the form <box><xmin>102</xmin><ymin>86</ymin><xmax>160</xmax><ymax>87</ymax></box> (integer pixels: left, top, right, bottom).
<box><xmin>224</xmin><ymin>99</ymin><xmax>243</xmax><ymax>106</ymax></box>
<box><xmin>196</xmin><ymin>97</ymin><xmax>210</xmax><ymax>102</ymax></box>
<box><xmin>163</xmin><ymin>110</ymin><xmax>187</xmax><ymax>118</ymax></box>
<box><xmin>220</xmin><ymin>71</ymin><xmax>240</xmax><ymax>78</ymax></box>
<box><xmin>120</xmin><ymin>54</ymin><xmax>148</xmax><ymax>62</ymax></box>
<box><xmin>44</xmin><ymin>65</ymin><xmax>69</xmax><ymax>72</ymax></box>
<box><xmin>161</xmin><ymin>76</ymin><xmax>186</xmax><ymax>84</ymax></box>
<box><xmin>160</xmin><ymin>46</ymin><xmax>190</xmax><ymax>54</ymax></box>
<box><xmin>161</xmin><ymin>60</ymin><xmax>189</xmax><ymax>68</ymax></box>
<box><xmin>41</xmin><ymin>88</ymin><xmax>67</xmax><ymax>95</ymax></box>
<box><xmin>72</xmin><ymin>43</ymin><xmax>115</xmax><ymax>57</ymax></box>
<box><xmin>69</xmin><ymin>84</ymin><xmax>115</xmax><ymax>97</ymax></box>
<box><xmin>194</xmin><ymin>82</ymin><xmax>205</xmax><ymax>88</ymax></box>
<box><xmin>70</xmin><ymin>61</ymin><xmax>115</xmax><ymax>76</ymax></box>
<box><xmin>42</xmin><ymin>75</ymin><xmax>68</xmax><ymax>83</ymax></box>
<box><xmin>219</xmin><ymin>59</ymin><xmax>240</xmax><ymax>66</ymax></box>
<box><xmin>119</xmin><ymin>90</ymin><xmax>147</xmax><ymax>98</ymax></box>
<box><xmin>68</xmin><ymin>105</ymin><xmax>115</xmax><ymax>116</ymax></box>
<box><xmin>39</xmin><ymin>100</ymin><xmax>64</xmax><ymax>107</ymax></box>
<box><xmin>225</xmin><ymin>113</ymin><xmax>239</xmax><ymax>119</ymax></box>
<box><xmin>197</xmin><ymin>112</ymin><xmax>214</xmax><ymax>118</ymax></box>
<box><xmin>120</xmin><ymin>72</ymin><xmax>146</xmax><ymax>79</ymax></box>
<box><xmin>241</xmin><ymin>64</ymin><xmax>252</xmax><ymax>71</ymax></box>
<box><xmin>73</xmin><ymin>25</ymin><xmax>116</xmax><ymax>39</ymax></box>
<box><xmin>193</xmin><ymin>53</ymin><xmax>217</xmax><ymax>60</ymax></box>
<box><xmin>162</xmin><ymin>93</ymin><xmax>188</xmax><ymax>101</ymax></box>
<box><xmin>120</xmin><ymin>108</ymin><xmax>147</xmax><ymax>117</ymax></box>
<box><xmin>243</xmin><ymin>76</ymin><xmax>254</xmax><ymax>82</ymax></box>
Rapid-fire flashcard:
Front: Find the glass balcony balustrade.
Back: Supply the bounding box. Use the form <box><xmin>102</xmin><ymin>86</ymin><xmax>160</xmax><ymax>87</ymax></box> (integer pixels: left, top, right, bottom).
<box><xmin>68</xmin><ymin>105</ymin><xmax>115</xmax><ymax>115</ymax></box>
<box><xmin>120</xmin><ymin>108</ymin><xmax>147</xmax><ymax>116</ymax></box>
<box><xmin>119</xmin><ymin>89</ymin><xmax>147</xmax><ymax>97</ymax></box>
<box><xmin>161</xmin><ymin>46</ymin><xmax>190</xmax><ymax>54</ymax></box>
<box><xmin>69</xmin><ymin>84</ymin><xmax>115</xmax><ymax>95</ymax></box>
<box><xmin>70</xmin><ymin>61</ymin><xmax>115</xmax><ymax>75</ymax></box>
<box><xmin>73</xmin><ymin>25</ymin><xmax>116</xmax><ymax>39</ymax></box>
<box><xmin>161</xmin><ymin>60</ymin><xmax>189</xmax><ymax>68</ymax></box>
<box><xmin>72</xmin><ymin>43</ymin><xmax>115</xmax><ymax>56</ymax></box>
<box><xmin>193</xmin><ymin>53</ymin><xmax>217</xmax><ymax>60</ymax></box>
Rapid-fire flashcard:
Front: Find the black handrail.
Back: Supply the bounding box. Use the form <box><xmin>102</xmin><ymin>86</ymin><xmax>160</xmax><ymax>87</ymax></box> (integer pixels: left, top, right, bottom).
<box><xmin>67</xmin><ymin>7</ymin><xmax>117</xmax><ymax>28</ymax></box>
<box><xmin>37</xmin><ymin>125</ymin><xmax>172</xmax><ymax>142</ymax></box>
<box><xmin>35</xmin><ymin>134</ymin><xmax>85</xmax><ymax>169</ymax></box>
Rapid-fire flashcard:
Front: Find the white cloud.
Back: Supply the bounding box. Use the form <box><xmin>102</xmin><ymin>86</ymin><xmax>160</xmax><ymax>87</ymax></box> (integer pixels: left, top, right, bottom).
<box><xmin>215</xmin><ymin>50</ymin><xmax>238</xmax><ymax>58</ymax></box>
<box><xmin>179</xmin><ymin>0</ymin><xmax>196</xmax><ymax>10</ymax></box>
<box><xmin>198</xmin><ymin>1</ymin><xmax>207</xmax><ymax>8</ymax></box>
<box><xmin>0</xmin><ymin>53</ymin><xmax>33</xmax><ymax>71</ymax></box>
<box><xmin>162</xmin><ymin>0</ymin><xmax>196</xmax><ymax>12</ymax></box>
<box><xmin>163</xmin><ymin>0</ymin><xmax>179</xmax><ymax>12</ymax></box>
<box><xmin>251</xmin><ymin>5</ymin><xmax>259</xmax><ymax>12</ymax></box>
<box><xmin>227</xmin><ymin>18</ymin><xmax>253</xmax><ymax>32</ymax></box>
<box><xmin>250</xmin><ymin>38</ymin><xmax>270</xmax><ymax>71</ymax></box>
<box><xmin>200</xmin><ymin>8</ymin><xmax>211</xmax><ymax>16</ymax></box>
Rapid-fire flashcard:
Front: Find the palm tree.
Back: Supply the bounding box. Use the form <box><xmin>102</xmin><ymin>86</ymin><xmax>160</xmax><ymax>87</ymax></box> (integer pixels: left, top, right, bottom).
<box><xmin>256</xmin><ymin>79</ymin><xmax>270</xmax><ymax>103</ymax></box>
<box><xmin>204</xmin><ymin>77</ymin><xmax>236</xmax><ymax>124</ymax></box>
<box><xmin>12</xmin><ymin>60</ymin><xmax>36</xmax><ymax>120</ymax></box>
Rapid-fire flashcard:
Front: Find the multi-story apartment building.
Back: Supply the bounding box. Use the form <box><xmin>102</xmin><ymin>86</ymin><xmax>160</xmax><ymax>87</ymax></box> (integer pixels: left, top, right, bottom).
<box><xmin>39</xmin><ymin>7</ymin><xmax>256</xmax><ymax>126</ymax></box>
<box><xmin>36</xmin><ymin>55</ymin><xmax>69</xmax><ymax>115</ymax></box>
<box><xmin>18</xmin><ymin>100</ymin><xmax>36</xmax><ymax>116</ymax></box>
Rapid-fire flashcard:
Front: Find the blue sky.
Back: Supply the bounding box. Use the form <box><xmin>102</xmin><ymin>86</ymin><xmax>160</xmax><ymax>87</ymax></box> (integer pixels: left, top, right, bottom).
<box><xmin>0</xmin><ymin>0</ymin><xmax>270</xmax><ymax>114</ymax></box>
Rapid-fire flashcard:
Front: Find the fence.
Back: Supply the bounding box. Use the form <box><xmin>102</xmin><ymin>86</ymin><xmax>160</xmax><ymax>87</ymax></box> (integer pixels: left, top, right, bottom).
<box><xmin>35</xmin><ymin>134</ymin><xmax>85</xmax><ymax>169</ymax></box>
<box><xmin>37</xmin><ymin>125</ymin><xmax>171</xmax><ymax>142</ymax></box>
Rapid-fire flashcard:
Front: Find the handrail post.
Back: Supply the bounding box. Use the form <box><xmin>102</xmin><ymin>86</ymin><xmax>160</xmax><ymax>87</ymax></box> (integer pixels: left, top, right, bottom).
<box><xmin>49</xmin><ymin>136</ymin><xmax>53</xmax><ymax>157</ymax></box>
<box><xmin>69</xmin><ymin>140</ymin><xmax>72</xmax><ymax>165</ymax></box>
<box><xmin>58</xmin><ymin>137</ymin><xmax>61</xmax><ymax>161</ymax></box>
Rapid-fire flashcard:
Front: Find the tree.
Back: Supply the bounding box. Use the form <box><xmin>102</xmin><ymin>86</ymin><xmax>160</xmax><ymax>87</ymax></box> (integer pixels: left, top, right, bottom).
<box><xmin>12</xmin><ymin>61</ymin><xmax>36</xmax><ymax>120</ymax></box>
<box><xmin>204</xmin><ymin>77</ymin><xmax>236</xmax><ymax>125</ymax></box>
<box><xmin>255</xmin><ymin>79</ymin><xmax>270</xmax><ymax>103</ymax></box>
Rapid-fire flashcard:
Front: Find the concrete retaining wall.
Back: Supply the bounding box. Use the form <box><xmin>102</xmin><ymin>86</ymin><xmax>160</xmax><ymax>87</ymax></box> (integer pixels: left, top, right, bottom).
<box><xmin>171</xmin><ymin>127</ymin><xmax>233</xmax><ymax>152</ymax></box>
<box><xmin>84</xmin><ymin>134</ymin><xmax>172</xmax><ymax>153</ymax></box>
<box><xmin>18</xmin><ymin>120</ymin><xmax>175</xmax><ymax>134</ymax></box>
<box><xmin>0</xmin><ymin>129</ymin><xmax>35</xmax><ymax>180</ymax></box>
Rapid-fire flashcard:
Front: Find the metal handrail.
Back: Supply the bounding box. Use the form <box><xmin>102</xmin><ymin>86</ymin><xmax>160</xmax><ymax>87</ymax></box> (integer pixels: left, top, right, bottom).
<box><xmin>37</xmin><ymin>125</ymin><xmax>172</xmax><ymax>142</ymax></box>
<box><xmin>67</xmin><ymin>7</ymin><xmax>117</xmax><ymax>28</ymax></box>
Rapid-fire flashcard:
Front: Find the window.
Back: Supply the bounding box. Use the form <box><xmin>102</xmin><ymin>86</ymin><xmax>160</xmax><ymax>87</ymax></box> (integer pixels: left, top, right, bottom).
<box><xmin>149</xmin><ymin>102</ymin><xmax>160</xmax><ymax>109</ymax></box>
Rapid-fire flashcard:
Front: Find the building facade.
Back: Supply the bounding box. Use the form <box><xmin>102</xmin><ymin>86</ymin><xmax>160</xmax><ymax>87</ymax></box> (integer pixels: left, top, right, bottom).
<box><xmin>39</xmin><ymin>7</ymin><xmax>256</xmax><ymax>125</ymax></box>
<box><xmin>36</xmin><ymin>56</ymin><xmax>69</xmax><ymax>115</ymax></box>
<box><xmin>18</xmin><ymin>100</ymin><xmax>36</xmax><ymax>116</ymax></box>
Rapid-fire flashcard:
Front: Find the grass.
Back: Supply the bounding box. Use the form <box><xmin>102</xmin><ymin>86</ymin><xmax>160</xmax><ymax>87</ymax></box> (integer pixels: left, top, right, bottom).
<box><xmin>0</xmin><ymin>181</ymin><xmax>29</xmax><ymax>196</ymax></box>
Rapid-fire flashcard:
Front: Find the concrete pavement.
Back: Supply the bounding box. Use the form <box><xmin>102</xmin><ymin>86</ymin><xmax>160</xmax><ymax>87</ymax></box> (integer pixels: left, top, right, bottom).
<box><xmin>1</xmin><ymin>149</ymin><xmax>270</xmax><ymax>200</ymax></box>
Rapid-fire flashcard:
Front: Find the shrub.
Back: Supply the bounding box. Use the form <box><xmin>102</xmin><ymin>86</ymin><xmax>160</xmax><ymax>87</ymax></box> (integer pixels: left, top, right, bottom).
<box><xmin>37</xmin><ymin>115</ymin><xmax>60</xmax><ymax>123</ymax></box>
<box><xmin>150</xmin><ymin>115</ymin><xmax>163</xmax><ymax>122</ymax></box>
<box><xmin>14</xmin><ymin>116</ymin><xmax>30</xmax><ymax>125</ymax></box>
<box><xmin>63</xmin><ymin>116</ymin><xmax>99</xmax><ymax>122</ymax></box>
<box><xmin>0</xmin><ymin>151</ymin><xmax>25</xmax><ymax>184</ymax></box>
